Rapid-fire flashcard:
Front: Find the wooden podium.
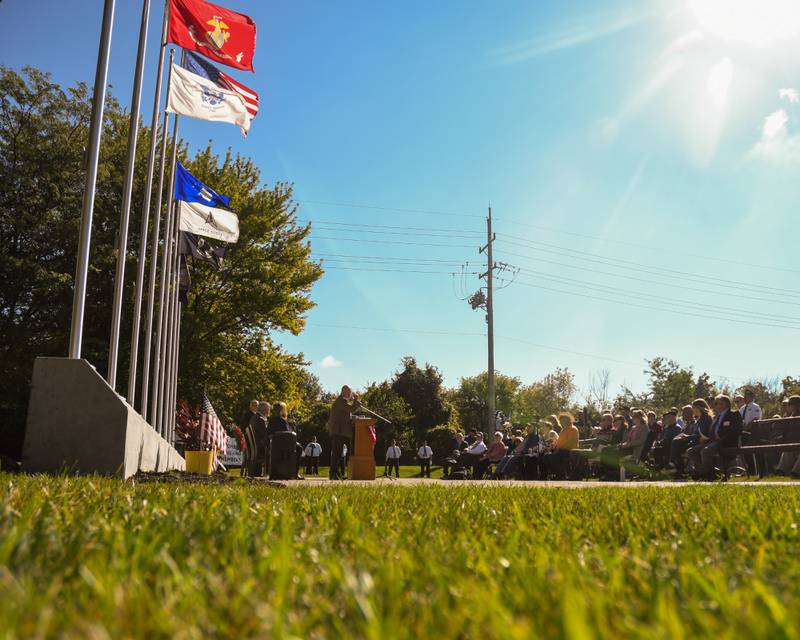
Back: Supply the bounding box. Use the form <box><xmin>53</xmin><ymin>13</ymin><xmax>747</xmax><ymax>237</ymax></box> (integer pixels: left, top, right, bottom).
<box><xmin>349</xmin><ymin>417</ymin><xmax>377</xmax><ymax>480</ymax></box>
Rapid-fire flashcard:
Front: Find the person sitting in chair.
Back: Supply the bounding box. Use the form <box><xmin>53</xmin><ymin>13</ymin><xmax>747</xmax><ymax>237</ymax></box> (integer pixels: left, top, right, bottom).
<box><xmin>689</xmin><ymin>395</ymin><xmax>743</xmax><ymax>481</ymax></box>
<box><xmin>496</xmin><ymin>423</ymin><xmax>539</xmax><ymax>478</ymax></box>
<box><xmin>543</xmin><ymin>413</ymin><xmax>580</xmax><ymax>479</ymax></box>
<box><xmin>473</xmin><ymin>432</ymin><xmax>507</xmax><ymax>479</ymax></box>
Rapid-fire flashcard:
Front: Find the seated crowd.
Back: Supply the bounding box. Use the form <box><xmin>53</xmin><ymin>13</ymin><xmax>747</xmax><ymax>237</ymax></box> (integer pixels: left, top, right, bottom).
<box><xmin>236</xmin><ymin>390</ymin><xmax>800</xmax><ymax>482</ymax></box>
<box><xmin>438</xmin><ymin>392</ymin><xmax>800</xmax><ymax>482</ymax></box>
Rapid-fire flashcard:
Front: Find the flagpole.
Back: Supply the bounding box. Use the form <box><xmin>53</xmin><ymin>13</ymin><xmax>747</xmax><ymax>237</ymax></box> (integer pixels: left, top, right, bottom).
<box><xmin>167</xmin><ymin>206</ymin><xmax>182</xmax><ymax>440</ymax></box>
<box><xmin>152</xmin><ymin>165</ymin><xmax>178</xmax><ymax>435</ymax></box>
<box><xmin>161</xmin><ymin>214</ymin><xmax>181</xmax><ymax>437</ymax></box>
<box><xmin>153</xmin><ymin>48</ymin><xmax>184</xmax><ymax>434</ymax></box>
<box><xmin>107</xmin><ymin>0</ymin><xmax>152</xmax><ymax>390</ymax></box>
<box><xmin>128</xmin><ymin>0</ymin><xmax>170</xmax><ymax>407</ymax></box>
<box><xmin>140</xmin><ymin>107</ymin><xmax>171</xmax><ymax>420</ymax></box>
<box><xmin>168</xmin><ymin>296</ymin><xmax>182</xmax><ymax>444</ymax></box>
<box><xmin>68</xmin><ymin>0</ymin><xmax>116</xmax><ymax>359</ymax></box>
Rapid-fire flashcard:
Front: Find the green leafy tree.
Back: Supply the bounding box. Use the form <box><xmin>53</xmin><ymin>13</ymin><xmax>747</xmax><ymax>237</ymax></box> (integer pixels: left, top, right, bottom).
<box><xmin>178</xmin><ymin>145</ymin><xmax>323</xmax><ymax>422</ymax></box>
<box><xmin>0</xmin><ymin>66</ymin><xmax>322</xmax><ymax>457</ymax></box>
<box><xmin>645</xmin><ymin>357</ymin><xmax>696</xmax><ymax>411</ymax></box>
<box><xmin>452</xmin><ymin>371</ymin><xmax>520</xmax><ymax>434</ymax></box>
<box><xmin>515</xmin><ymin>368</ymin><xmax>577</xmax><ymax>424</ymax></box>
<box><xmin>359</xmin><ymin>382</ymin><xmax>413</xmax><ymax>459</ymax></box>
<box><xmin>390</xmin><ymin>356</ymin><xmax>450</xmax><ymax>436</ymax></box>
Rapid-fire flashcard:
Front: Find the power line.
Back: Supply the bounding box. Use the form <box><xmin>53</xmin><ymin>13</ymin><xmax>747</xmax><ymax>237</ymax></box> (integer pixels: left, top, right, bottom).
<box><xmin>312</xmin><ymin>252</ymin><xmax>472</xmax><ymax>265</ymax></box>
<box><xmin>491</xmin><ymin>215</ymin><xmax>800</xmax><ymax>275</ymax></box>
<box><xmin>309</xmin><ymin>225</ymin><xmax>481</xmax><ymax>240</ymax></box>
<box><xmin>323</xmin><ymin>266</ymin><xmax>473</xmax><ymax>275</ymax></box>
<box><xmin>311</xmin><ymin>236</ymin><xmax>477</xmax><ymax>249</ymax></box>
<box><xmin>308</xmin><ymin>323</ymin><xmax>485</xmax><ymax>337</ymax></box>
<box><xmin>496</xmin><ymin>236</ymin><xmax>800</xmax><ymax>296</ymax></box>
<box><xmin>296</xmin><ymin>199</ymin><xmax>484</xmax><ymax>219</ymax></box>
<box><xmin>295</xmin><ymin>200</ymin><xmax>796</xmax><ymax>274</ymax></box>
<box><xmin>514</xmin><ymin>268</ymin><xmax>800</xmax><ymax>325</ymax></box>
<box><xmin>314</xmin><ymin>256</ymin><xmax>467</xmax><ymax>267</ymax></box>
<box><xmin>495</xmin><ymin>250</ymin><xmax>800</xmax><ymax>308</ymax></box>
<box><xmin>513</xmin><ymin>279</ymin><xmax>800</xmax><ymax>331</ymax></box>
<box><xmin>300</xmin><ymin>218</ymin><xmax>483</xmax><ymax>235</ymax></box>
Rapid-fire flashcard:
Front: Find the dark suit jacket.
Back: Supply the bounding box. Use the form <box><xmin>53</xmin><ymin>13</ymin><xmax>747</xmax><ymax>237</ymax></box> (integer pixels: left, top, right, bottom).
<box><xmin>238</xmin><ymin>410</ymin><xmax>256</xmax><ymax>431</ymax></box>
<box><xmin>716</xmin><ymin>409</ymin><xmax>744</xmax><ymax>447</ymax></box>
<box><xmin>327</xmin><ymin>395</ymin><xmax>361</xmax><ymax>438</ymax></box>
<box><xmin>250</xmin><ymin>413</ymin><xmax>269</xmax><ymax>450</ymax></box>
<box><xmin>267</xmin><ymin>416</ymin><xmax>292</xmax><ymax>438</ymax></box>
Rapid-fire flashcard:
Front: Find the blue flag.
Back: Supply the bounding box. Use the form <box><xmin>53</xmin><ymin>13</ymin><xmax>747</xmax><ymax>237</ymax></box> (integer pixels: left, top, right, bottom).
<box><xmin>174</xmin><ymin>162</ymin><xmax>230</xmax><ymax>208</ymax></box>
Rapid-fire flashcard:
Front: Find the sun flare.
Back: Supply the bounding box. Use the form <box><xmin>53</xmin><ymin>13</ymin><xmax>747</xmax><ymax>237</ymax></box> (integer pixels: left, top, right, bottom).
<box><xmin>689</xmin><ymin>0</ymin><xmax>800</xmax><ymax>44</ymax></box>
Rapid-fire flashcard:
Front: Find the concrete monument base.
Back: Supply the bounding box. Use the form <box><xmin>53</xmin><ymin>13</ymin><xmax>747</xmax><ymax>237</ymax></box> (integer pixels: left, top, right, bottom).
<box><xmin>22</xmin><ymin>357</ymin><xmax>185</xmax><ymax>478</ymax></box>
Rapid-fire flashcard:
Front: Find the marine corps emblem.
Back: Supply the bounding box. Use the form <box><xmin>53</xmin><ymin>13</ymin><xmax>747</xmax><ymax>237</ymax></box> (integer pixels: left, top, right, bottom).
<box><xmin>205</xmin><ymin>16</ymin><xmax>230</xmax><ymax>51</ymax></box>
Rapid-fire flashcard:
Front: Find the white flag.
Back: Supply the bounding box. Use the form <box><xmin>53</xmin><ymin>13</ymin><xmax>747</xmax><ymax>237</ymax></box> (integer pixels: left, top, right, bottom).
<box><xmin>167</xmin><ymin>63</ymin><xmax>251</xmax><ymax>134</ymax></box>
<box><xmin>178</xmin><ymin>201</ymin><xmax>239</xmax><ymax>244</ymax></box>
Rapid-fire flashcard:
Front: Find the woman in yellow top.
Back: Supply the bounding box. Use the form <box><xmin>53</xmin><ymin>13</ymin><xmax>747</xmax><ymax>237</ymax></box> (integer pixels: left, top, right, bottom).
<box><xmin>555</xmin><ymin>413</ymin><xmax>580</xmax><ymax>451</ymax></box>
<box><xmin>544</xmin><ymin>413</ymin><xmax>580</xmax><ymax>479</ymax></box>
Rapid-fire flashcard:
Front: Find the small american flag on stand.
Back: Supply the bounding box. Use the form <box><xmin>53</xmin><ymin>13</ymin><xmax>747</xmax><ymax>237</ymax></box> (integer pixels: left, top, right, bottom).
<box><xmin>199</xmin><ymin>395</ymin><xmax>227</xmax><ymax>456</ymax></box>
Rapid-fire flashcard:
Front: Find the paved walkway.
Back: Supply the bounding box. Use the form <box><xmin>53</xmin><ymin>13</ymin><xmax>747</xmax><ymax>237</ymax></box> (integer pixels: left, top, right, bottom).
<box><xmin>274</xmin><ymin>477</ymin><xmax>799</xmax><ymax>488</ymax></box>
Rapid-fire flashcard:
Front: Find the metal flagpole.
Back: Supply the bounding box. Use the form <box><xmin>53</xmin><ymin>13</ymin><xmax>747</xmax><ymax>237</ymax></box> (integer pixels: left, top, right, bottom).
<box><xmin>168</xmin><ymin>294</ymin><xmax>182</xmax><ymax>444</ymax></box>
<box><xmin>161</xmin><ymin>218</ymin><xmax>180</xmax><ymax>437</ymax></box>
<box><xmin>107</xmin><ymin>0</ymin><xmax>152</xmax><ymax>390</ymax></box>
<box><xmin>69</xmin><ymin>0</ymin><xmax>116</xmax><ymax>359</ymax></box>
<box><xmin>140</xmin><ymin>107</ymin><xmax>171</xmax><ymax>420</ymax></box>
<box><xmin>127</xmin><ymin>0</ymin><xmax>170</xmax><ymax>406</ymax></box>
<box><xmin>153</xmin><ymin>49</ymin><xmax>183</xmax><ymax>434</ymax></box>
<box><xmin>151</xmin><ymin>87</ymin><xmax>180</xmax><ymax>433</ymax></box>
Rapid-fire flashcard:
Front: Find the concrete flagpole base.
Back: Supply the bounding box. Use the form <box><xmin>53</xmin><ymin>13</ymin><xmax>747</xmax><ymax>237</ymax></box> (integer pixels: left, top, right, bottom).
<box><xmin>23</xmin><ymin>357</ymin><xmax>185</xmax><ymax>478</ymax></box>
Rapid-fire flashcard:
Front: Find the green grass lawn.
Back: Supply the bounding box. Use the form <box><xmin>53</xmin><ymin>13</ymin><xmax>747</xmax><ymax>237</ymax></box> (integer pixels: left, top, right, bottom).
<box><xmin>1</xmin><ymin>474</ymin><xmax>799</xmax><ymax>639</ymax></box>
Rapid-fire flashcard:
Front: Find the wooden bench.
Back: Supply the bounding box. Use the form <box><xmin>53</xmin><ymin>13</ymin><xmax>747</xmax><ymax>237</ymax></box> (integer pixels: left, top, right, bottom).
<box><xmin>722</xmin><ymin>442</ymin><xmax>800</xmax><ymax>477</ymax></box>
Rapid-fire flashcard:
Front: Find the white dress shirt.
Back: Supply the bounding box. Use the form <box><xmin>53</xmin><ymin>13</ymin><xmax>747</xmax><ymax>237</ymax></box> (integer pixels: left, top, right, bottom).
<box><xmin>386</xmin><ymin>445</ymin><xmax>402</xmax><ymax>460</ymax></box>
<box><xmin>740</xmin><ymin>402</ymin><xmax>762</xmax><ymax>426</ymax></box>
<box><xmin>417</xmin><ymin>445</ymin><xmax>433</xmax><ymax>459</ymax></box>
<box><xmin>304</xmin><ymin>442</ymin><xmax>322</xmax><ymax>457</ymax></box>
<box><xmin>466</xmin><ymin>441</ymin><xmax>487</xmax><ymax>455</ymax></box>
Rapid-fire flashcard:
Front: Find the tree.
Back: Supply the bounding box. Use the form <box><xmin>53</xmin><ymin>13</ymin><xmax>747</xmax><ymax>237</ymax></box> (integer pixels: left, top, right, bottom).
<box><xmin>452</xmin><ymin>372</ymin><xmax>520</xmax><ymax>433</ymax></box>
<box><xmin>390</xmin><ymin>357</ymin><xmax>450</xmax><ymax>435</ymax></box>
<box><xmin>644</xmin><ymin>358</ymin><xmax>696</xmax><ymax>412</ymax></box>
<box><xmin>359</xmin><ymin>382</ymin><xmax>413</xmax><ymax>459</ymax></box>
<box><xmin>0</xmin><ymin>66</ymin><xmax>322</xmax><ymax>458</ymax></box>
<box><xmin>178</xmin><ymin>145</ymin><xmax>323</xmax><ymax>422</ymax></box>
<box><xmin>515</xmin><ymin>368</ymin><xmax>577</xmax><ymax>424</ymax></box>
<box><xmin>585</xmin><ymin>368</ymin><xmax>611</xmax><ymax>411</ymax></box>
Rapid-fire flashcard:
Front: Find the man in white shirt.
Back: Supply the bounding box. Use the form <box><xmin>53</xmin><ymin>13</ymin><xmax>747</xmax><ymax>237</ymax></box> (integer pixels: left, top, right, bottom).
<box><xmin>417</xmin><ymin>440</ymin><xmax>433</xmax><ymax>478</ymax></box>
<box><xmin>739</xmin><ymin>388</ymin><xmax>762</xmax><ymax>427</ymax></box>
<box><xmin>460</xmin><ymin>434</ymin><xmax>488</xmax><ymax>477</ymax></box>
<box><xmin>303</xmin><ymin>436</ymin><xmax>322</xmax><ymax>475</ymax></box>
<box><xmin>385</xmin><ymin>439</ymin><xmax>402</xmax><ymax>477</ymax></box>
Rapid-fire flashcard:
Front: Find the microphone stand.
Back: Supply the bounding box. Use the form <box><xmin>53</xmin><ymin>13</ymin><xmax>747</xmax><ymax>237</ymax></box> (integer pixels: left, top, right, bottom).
<box><xmin>357</xmin><ymin>405</ymin><xmax>393</xmax><ymax>425</ymax></box>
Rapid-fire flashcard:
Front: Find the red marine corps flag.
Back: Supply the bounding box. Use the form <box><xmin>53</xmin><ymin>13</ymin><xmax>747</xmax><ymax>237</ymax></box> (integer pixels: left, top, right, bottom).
<box><xmin>168</xmin><ymin>0</ymin><xmax>257</xmax><ymax>72</ymax></box>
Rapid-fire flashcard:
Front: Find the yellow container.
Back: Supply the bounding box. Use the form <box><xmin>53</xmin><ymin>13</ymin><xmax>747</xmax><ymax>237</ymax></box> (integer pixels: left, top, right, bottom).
<box><xmin>185</xmin><ymin>450</ymin><xmax>214</xmax><ymax>475</ymax></box>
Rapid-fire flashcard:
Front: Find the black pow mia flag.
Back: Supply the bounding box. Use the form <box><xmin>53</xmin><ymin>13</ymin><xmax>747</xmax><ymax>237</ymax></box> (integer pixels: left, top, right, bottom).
<box><xmin>179</xmin><ymin>231</ymin><xmax>227</xmax><ymax>269</ymax></box>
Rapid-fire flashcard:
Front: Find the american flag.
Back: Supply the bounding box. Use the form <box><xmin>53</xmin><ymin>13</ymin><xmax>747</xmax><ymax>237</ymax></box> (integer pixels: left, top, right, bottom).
<box><xmin>199</xmin><ymin>394</ymin><xmax>227</xmax><ymax>455</ymax></box>
<box><xmin>184</xmin><ymin>51</ymin><xmax>259</xmax><ymax>117</ymax></box>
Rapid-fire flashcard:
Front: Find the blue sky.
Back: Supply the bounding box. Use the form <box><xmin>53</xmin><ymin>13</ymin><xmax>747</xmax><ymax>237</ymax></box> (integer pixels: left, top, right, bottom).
<box><xmin>4</xmin><ymin>0</ymin><xmax>800</xmax><ymax>399</ymax></box>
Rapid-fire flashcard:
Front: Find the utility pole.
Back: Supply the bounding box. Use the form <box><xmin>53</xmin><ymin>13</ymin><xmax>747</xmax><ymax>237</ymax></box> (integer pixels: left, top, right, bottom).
<box><xmin>464</xmin><ymin>207</ymin><xmax>517</xmax><ymax>435</ymax></box>
<box><xmin>480</xmin><ymin>206</ymin><xmax>496</xmax><ymax>435</ymax></box>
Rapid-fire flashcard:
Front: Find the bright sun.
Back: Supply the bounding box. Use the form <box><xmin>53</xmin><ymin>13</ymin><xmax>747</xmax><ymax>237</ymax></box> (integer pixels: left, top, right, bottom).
<box><xmin>689</xmin><ymin>0</ymin><xmax>800</xmax><ymax>44</ymax></box>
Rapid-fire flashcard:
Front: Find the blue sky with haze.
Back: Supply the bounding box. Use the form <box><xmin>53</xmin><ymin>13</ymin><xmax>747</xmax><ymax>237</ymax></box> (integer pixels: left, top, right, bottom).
<box><xmin>4</xmin><ymin>0</ymin><xmax>799</xmax><ymax>398</ymax></box>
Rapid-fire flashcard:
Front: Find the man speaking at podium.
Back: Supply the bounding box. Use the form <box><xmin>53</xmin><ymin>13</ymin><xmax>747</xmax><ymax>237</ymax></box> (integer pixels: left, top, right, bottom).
<box><xmin>327</xmin><ymin>385</ymin><xmax>362</xmax><ymax>480</ymax></box>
